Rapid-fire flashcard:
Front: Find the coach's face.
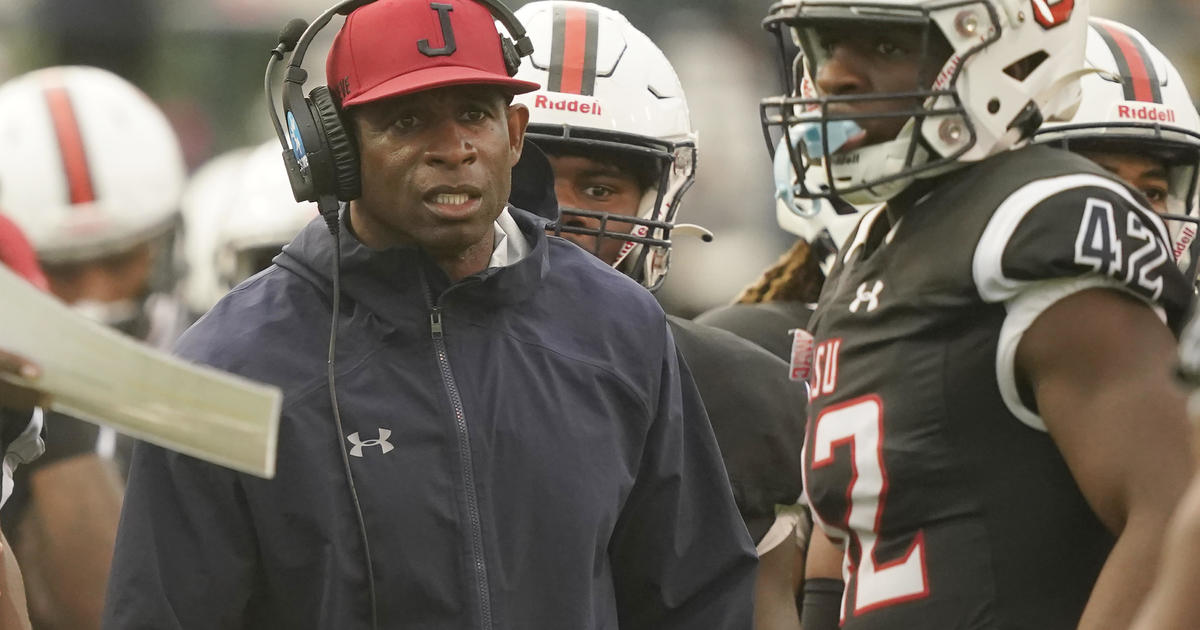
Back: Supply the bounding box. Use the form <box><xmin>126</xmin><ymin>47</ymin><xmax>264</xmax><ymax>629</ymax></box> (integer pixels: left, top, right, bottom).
<box><xmin>350</xmin><ymin>85</ymin><xmax>528</xmax><ymax>258</ymax></box>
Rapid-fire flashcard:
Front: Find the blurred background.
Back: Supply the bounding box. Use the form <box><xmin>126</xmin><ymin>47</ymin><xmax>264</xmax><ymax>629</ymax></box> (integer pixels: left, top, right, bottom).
<box><xmin>0</xmin><ymin>0</ymin><xmax>1195</xmax><ymax>316</ymax></box>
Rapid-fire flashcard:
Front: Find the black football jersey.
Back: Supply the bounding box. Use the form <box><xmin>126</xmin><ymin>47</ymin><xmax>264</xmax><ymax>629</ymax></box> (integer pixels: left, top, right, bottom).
<box><xmin>803</xmin><ymin>145</ymin><xmax>1192</xmax><ymax>630</ymax></box>
<box><xmin>695</xmin><ymin>301</ymin><xmax>815</xmax><ymax>362</ymax></box>
<box><xmin>667</xmin><ymin>315</ymin><xmax>808</xmax><ymax>543</ymax></box>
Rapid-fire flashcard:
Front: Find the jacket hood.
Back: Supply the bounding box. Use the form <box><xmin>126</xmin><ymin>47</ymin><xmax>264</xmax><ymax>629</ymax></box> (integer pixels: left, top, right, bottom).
<box><xmin>510</xmin><ymin>140</ymin><xmax>559</xmax><ymax>223</ymax></box>
<box><xmin>275</xmin><ymin>204</ymin><xmax>554</xmax><ymax>331</ymax></box>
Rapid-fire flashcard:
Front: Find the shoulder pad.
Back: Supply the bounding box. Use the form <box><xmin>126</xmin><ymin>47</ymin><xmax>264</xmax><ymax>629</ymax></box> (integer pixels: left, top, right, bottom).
<box><xmin>973</xmin><ymin>172</ymin><xmax>1192</xmax><ymax>331</ymax></box>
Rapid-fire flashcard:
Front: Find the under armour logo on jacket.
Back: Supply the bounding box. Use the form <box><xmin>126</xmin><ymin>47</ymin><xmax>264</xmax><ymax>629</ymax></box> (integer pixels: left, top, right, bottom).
<box><xmin>347</xmin><ymin>429</ymin><xmax>395</xmax><ymax>458</ymax></box>
<box><xmin>849</xmin><ymin>281</ymin><xmax>884</xmax><ymax>313</ymax></box>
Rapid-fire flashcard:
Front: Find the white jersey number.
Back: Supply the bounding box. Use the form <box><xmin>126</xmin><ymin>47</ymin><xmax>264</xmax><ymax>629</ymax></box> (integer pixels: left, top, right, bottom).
<box><xmin>1074</xmin><ymin>198</ymin><xmax>1167</xmax><ymax>300</ymax></box>
<box><xmin>810</xmin><ymin>396</ymin><xmax>929</xmax><ymax>615</ymax></box>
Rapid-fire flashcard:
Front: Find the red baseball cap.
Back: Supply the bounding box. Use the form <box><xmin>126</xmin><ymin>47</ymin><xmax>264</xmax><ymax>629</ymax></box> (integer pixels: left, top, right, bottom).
<box><xmin>0</xmin><ymin>213</ymin><xmax>49</xmax><ymax>291</ymax></box>
<box><xmin>326</xmin><ymin>0</ymin><xmax>541</xmax><ymax>108</ymax></box>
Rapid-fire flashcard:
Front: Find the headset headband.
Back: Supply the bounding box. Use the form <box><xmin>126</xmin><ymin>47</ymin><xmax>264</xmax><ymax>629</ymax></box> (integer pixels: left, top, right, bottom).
<box><xmin>265</xmin><ymin>0</ymin><xmax>534</xmax><ymax>227</ymax></box>
<box><xmin>288</xmin><ymin>0</ymin><xmax>533</xmax><ymax>81</ymax></box>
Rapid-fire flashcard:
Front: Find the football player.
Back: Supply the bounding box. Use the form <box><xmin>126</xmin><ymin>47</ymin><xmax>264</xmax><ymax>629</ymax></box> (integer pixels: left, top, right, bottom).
<box><xmin>0</xmin><ymin>213</ymin><xmax>48</xmax><ymax>630</ymax></box>
<box><xmin>695</xmin><ymin>45</ymin><xmax>869</xmax><ymax>630</ymax></box>
<box><xmin>761</xmin><ymin>0</ymin><xmax>1194</xmax><ymax>629</ymax></box>
<box><xmin>180</xmin><ymin>141</ymin><xmax>319</xmax><ymax>316</ymax></box>
<box><xmin>179</xmin><ymin>145</ymin><xmax>256</xmax><ymax>319</ymax></box>
<box><xmin>758</xmin><ymin>16</ymin><xmax>1200</xmax><ymax>630</ymax></box>
<box><xmin>1034</xmin><ymin>18</ymin><xmax>1200</xmax><ymax>279</ymax></box>
<box><xmin>0</xmin><ymin>65</ymin><xmax>187</xmax><ymax>630</ymax></box>
<box><xmin>510</xmin><ymin>3</ymin><xmax>808</xmax><ymax>628</ymax></box>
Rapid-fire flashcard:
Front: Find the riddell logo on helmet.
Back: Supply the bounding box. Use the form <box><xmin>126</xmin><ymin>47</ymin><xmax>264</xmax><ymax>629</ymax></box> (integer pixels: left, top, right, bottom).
<box><xmin>932</xmin><ymin>54</ymin><xmax>962</xmax><ymax>91</ymax></box>
<box><xmin>534</xmin><ymin>95</ymin><xmax>603</xmax><ymax>116</ymax></box>
<box><xmin>1116</xmin><ymin>103</ymin><xmax>1176</xmax><ymax>123</ymax></box>
<box><xmin>1175</xmin><ymin>225</ymin><xmax>1195</xmax><ymax>261</ymax></box>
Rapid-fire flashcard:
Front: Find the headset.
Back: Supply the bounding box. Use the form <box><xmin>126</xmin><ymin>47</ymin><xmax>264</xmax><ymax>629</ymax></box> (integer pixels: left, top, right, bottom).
<box><xmin>266</xmin><ymin>0</ymin><xmax>535</xmax><ymax>228</ymax></box>
<box><xmin>263</xmin><ymin>2</ymin><xmax>534</xmax><ymax>628</ymax></box>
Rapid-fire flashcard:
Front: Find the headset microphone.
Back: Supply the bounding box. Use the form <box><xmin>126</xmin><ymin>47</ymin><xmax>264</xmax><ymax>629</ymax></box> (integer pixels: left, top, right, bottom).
<box><xmin>276</xmin><ymin>18</ymin><xmax>309</xmax><ymax>56</ymax></box>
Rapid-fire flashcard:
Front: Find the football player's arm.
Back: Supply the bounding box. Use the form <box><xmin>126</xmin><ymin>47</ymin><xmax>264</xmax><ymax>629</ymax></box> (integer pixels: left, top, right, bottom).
<box><xmin>1128</xmin><ymin>469</ymin><xmax>1200</xmax><ymax>630</ymax></box>
<box><xmin>754</xmin><ymin>532</ymin><xmax>802</xmax><ymax>630</ymax></box>
<box><xmin>1016</xmin><ymin>288</ymin><xmax>1193</xmax><ymax>630</ymax></box>
<box><xmin>14</xmin><ymin>454</ymin><xmax>122</xmax><ymax>630</ymax></box>
<box><xmin>0</xmin><ymin>528</ymin><xmax>32</xmax><ymax>630</ymax></box>
<box><xmin>0</xmin><ymin>350</ymin><xmax>40</xmax><ymax>630</ymax></box>
<box><xmin>610</xmin><ymin>329</ymin><xmax>758</xmax><ymax>630</ymax></box>
<box><xmin>800</xmin><ymin>532</ymin><xmax>843</xmax><ymax>630</ymax></box>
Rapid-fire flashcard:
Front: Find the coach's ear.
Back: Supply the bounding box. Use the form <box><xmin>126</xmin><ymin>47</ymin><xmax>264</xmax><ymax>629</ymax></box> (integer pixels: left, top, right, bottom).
<box><xmin>506</xmin><ymin>102</ymin><xmax>529</xmax><ymax>166</ymax></box>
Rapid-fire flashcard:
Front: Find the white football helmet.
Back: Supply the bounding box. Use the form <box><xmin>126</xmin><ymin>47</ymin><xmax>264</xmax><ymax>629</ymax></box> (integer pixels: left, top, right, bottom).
<box><xmin>512</xmin><ymin>1</ymin><xmax>701</xmax><ymax>290</ymax></box>
<box><xmin>1034</xmin><ymin>18</ymin><xmax>1200</xmax><ymax>281</ymax></box>
<box><xmin>214</xmin><ymin>141</ymin><xmax>319</xmax><ymax>293</ymax></box>
<box><xmin>0</xmin><ymin>66</ymin><xmax>186</xmax><ymax>265</ymax></box>
<box><xmin>182</xmin><ymin>141</ymin><xmax>318</xmax><ymax>313</ymax></box>
<box><xmin>180</xmin><ymin>146</ymin><xmax>255</xmax><ymax>314</ymax></box>
<box><xmin>762</xmin><ymin>0</ymin><xmax>1090</xmax><ymax>205</ymax></box>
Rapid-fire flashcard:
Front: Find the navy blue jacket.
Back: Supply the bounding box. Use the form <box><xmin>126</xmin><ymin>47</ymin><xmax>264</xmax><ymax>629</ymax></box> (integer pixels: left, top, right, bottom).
<box><xmin>103</xmin><ymin>207</ymin><xmax>756</xmax><ymax>629</ymax></box>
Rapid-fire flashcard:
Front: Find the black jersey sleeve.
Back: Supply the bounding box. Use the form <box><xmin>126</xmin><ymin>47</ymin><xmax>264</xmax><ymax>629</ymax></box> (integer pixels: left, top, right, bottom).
<box><xmin>694</xmin><ymin>302</ymin><xmax>814</xmax><ymax>362</ymax></box>
<box><xmin>972</xmin><ymin>172</ymin><xmax>1192</xmax><ymax>332</ymax></box>
<box><xmin>667</xmin><ymin>316</ymin><xmax>808</xmax><ymax>544</ymax></box>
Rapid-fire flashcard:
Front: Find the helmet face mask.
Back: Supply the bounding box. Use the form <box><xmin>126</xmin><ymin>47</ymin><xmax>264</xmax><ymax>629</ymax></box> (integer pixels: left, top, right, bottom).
<box><xmin>532</xmin><ymin>123</ymin><xmax>694</xmax><ymax>284</ymax></box>
<box><xmin>772</xmin><ymin>134</ymin><xmax>867</xmax><ymax>275</ymax></box>
<box><xmin>512</xmin><ymin>1</ymin><xmax>699</xmax><ymax>290</ymax></box>
<box><xmin>761</xmin><ymin>0</ymin><xmax>1088</xmax><ymax>205</ymax></box>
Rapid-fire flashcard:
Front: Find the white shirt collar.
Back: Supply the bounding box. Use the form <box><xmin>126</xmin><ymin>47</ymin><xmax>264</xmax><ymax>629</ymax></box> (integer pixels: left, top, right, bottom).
<box><xmin>488</xmin><ymin>207</ymin><xmax>531</xmax><ymax>269</ymax></box>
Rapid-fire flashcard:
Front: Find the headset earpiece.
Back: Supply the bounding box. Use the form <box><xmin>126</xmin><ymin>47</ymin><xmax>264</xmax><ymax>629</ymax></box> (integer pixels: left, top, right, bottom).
<box><xmin>272</xmin><ymin>0</ymin><xmax>533</xmax><ymax>208</ymax></box>
<box><xmin>280</xmin><ymin>76</ymin><xmax>320</xmax><ymax>204</ymax></box>
<box><xmin>500</xmin><ymin>35</ymin><xmax>522</xmax><ymax>77</ymax></box>
<box><xmin>308</xmin><ymin>86</ymin><xmax>361</xmax><ymax>201</ymax></box>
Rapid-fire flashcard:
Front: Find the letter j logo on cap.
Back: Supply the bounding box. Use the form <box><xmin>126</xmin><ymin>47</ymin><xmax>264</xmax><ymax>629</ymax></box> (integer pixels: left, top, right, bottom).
<box><xmin>418</xmin><ymin>3</ymin><xmax>458</xmax><ymax>57</ymax></box>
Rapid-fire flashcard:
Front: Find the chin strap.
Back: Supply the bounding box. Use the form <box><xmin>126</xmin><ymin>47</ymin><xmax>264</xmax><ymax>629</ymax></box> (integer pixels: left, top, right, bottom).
<box><xmin>1038</xmin><ymin>67</ymin><xmax>1107</xmax><ymax>123</ymax></box>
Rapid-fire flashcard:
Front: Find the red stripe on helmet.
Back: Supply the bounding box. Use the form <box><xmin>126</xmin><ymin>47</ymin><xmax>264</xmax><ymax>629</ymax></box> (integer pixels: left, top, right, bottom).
<box><xmin>0</xmin><ymin>213</ymin><xmax>49</xmax><ymax>291</ymax></box>
<box><xmin>558</xmin><ymin>7</ymin><xmax>589</xmax><ymax>95</ymax></box>
<box><xmin>1103</xmin><ymin>25</ymin><xmax>1156</xmax><ymax>103</ymax></box>
<box><xmin>43</xmin><ymin>85</ymin><xmax>96</xmax><ymax>205</ymax></box>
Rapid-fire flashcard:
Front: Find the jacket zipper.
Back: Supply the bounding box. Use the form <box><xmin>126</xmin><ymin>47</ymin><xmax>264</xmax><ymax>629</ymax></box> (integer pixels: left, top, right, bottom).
<box><xmin>425</xmin><ymin>280</ymin><xmax>493</xmax><ymax>629</ymax></box>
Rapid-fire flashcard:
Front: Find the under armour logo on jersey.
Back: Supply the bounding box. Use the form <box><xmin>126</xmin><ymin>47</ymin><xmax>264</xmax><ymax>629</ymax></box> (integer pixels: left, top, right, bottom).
<box><xmin>849</xmin><ymin>281</ymin><xmax>885</xmax><ymax>313</ymax></box>
<box><xmin>347</xmin><ymin>429</ymin><xmax>395</xmax><ymax>458</ymax></box>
